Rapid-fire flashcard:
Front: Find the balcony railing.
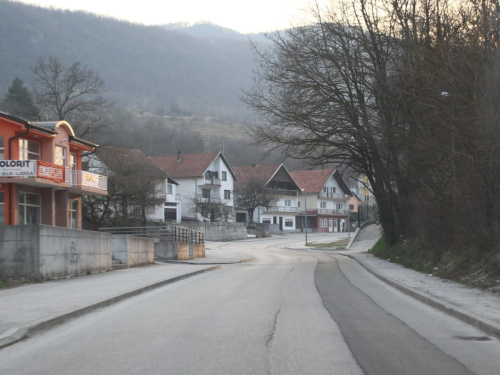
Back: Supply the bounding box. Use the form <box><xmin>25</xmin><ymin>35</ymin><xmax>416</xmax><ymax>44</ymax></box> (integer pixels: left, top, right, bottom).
<box><xmin>72</xmin><ymin>170</ymin><xmax>108</xmax><ymax>191</ymax></box>
<box><xmin>264</xmin><ymin>206</ymin><xmax>299</xmax><ymax>213</ymax></box>
<box><xmin>203</xmin><ymin>177</ymin><xmax>222</xmax><ymax>186</ymax></box>
<box><xmin>265</xmin><ymin>188</ymin><xmax>298</xmax><ymax>196</ymax></box>
<box><xmin>298</xmin><ymin>208</ymin><xmax>349</xmax><ymax>215</ymax></box>
<box><xmin>318</xmin><ymin>192</ymin><xmax>349</xmax><ymax>199</ymax></box>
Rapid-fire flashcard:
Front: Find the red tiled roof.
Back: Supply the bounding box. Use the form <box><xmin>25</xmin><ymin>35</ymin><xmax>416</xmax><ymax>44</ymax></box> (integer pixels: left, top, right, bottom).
<box><xmin>290</xmin><ymin>169</ymin><xmax>336</xmax><ymax>193</ymax></box>
<box><xmin>233</xmin><ymin>164</ymin><xmax>281</xmax><ymax>190</ymax></box>
<box><xmin>97</xmin><ymin>147</ymin><xmax>169</xmax><ymax>179</ymax></box>
<box><xmin>151</xmin><ymin>152</ymin><xmax>219</xmax><ymax>178</ymax></box>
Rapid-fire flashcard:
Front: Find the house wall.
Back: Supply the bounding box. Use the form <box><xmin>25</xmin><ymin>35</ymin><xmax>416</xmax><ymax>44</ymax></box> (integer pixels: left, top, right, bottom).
<box><xmin>0</xmin><ymin>225</ymin><xmax>112</xmax><ymax>280</ymax></box>
<box><xmin>192</xmin><ymin>224</ymin><xmax>247</xmax><ymax>241</ymax></box>
<box><xmin>176</xmin><ymin>176</ymin><xmax>199</xmax><ymax>218</ymax></box>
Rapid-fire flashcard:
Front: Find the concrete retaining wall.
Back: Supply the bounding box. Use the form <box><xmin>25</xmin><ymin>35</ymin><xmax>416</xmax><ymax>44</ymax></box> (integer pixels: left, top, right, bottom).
<box><xmin>192</xmin><ymin>225</ymin><xmax>247</xmax><ymax>241</ymax></box>
<box><xmin>0</xmin><ymin>225</ymin><xmax>111</xmax><ymax>280</ymax></box>
<box><xmin>112</xmin><ymin>235</ymin><xmax>154</xmax><ymax>267</ymax></box>
<box><xmin>177</xmin><ymin>243</ymin><xmax>190</xmax><ymax>260</ymax></box>
<box><xmin>193</xmin><ymin>244</ymin><xmax>205</xmax><ymax>258</ymax></box>
<box><xmin>154</xmin><ymin>241</ymin><xmax>176</xmax><ymax>260</ymax></box>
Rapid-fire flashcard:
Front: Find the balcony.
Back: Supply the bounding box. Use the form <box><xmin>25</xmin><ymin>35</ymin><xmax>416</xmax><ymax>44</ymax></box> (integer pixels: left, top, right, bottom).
<box><xmin>318</xmin><ymin>192</ymin><xmax>349</xmax><ymax>199</ymax></box>
<box><xmin>0</xmin><ymin>160</ymin><xmax>68</xmax><ymax>188</ymax></box>
<box><xmin>70</xmin><ymin>170</ymin><xmax>108</xmax><ymax>195</ymax></box>
<box><xmin>265</xmin><ymin>188</ymin><xmax>298</xmax><ymax>196</ymax></box>
<box><xmin>201</xmin><ymin>177</ymin><xmax>222</xmax><ymax>186</ymax></box>
<box><xmin>264</xmin><ymin>206</ymin><xmax>299</xmax><ymax>213</ymax></box>
<box><xmin>298</xmin><ymin>208</ymin><xmax>349</xmax><ymax>216</ymax></box>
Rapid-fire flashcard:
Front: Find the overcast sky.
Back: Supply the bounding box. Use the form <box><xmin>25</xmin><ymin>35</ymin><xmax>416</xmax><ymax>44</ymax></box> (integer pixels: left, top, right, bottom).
<box><xmin>17</xmin><ymin>0</ymin><xmax>329</xmax><ymax>34</ymax></box>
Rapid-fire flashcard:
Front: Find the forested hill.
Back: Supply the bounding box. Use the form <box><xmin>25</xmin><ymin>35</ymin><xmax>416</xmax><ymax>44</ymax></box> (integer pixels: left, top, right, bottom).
<box><xmin>0</xmin><ymin>1</ymin><xmax>262</xmax><ymax>119</ymax></box>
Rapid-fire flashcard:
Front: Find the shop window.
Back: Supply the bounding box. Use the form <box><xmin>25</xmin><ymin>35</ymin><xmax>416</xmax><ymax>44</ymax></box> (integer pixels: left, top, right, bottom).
<box><xmin>19</xmin><ymin>139</ymin><xmax>40</xmax><ymax>160</ymax></box>
<box><xmin>285</xmin><ymin>219</ymin><xmax>293</xmax><ymax>227</ymax></box>
<box><xmin>0</xmin><ymin>136</ymin><xmax>4</xmax><ymax>160</ymax></box>
<box><xmin>19</xmin><ymin>192</ymin><xmax>41</xmax><ymax>225</ymax></box>
<box><xmin>320</xmin><ymin>218</ymin><xmax>327</xmax><ymax>227</ymax></box>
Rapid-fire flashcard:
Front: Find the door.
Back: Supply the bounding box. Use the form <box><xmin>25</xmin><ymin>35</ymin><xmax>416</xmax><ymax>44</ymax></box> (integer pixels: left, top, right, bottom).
<box><xmin>328</xmin><ymin>219</ymin><xmax>333</xmax><ymax>233</ymax></box>
<box><xmin>279</xmin><ymin>217</ymin><xmax>283</xmax><ymax>231</ymax></box>
<box><xmin>334</xmin><ymin>219</ymin><xmax>338</xmax><ymax>233</ymax></box>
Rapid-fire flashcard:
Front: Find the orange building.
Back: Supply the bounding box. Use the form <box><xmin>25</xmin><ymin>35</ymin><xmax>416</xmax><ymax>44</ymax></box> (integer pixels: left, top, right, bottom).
<box><xmin>0</xmin><ymin>112</ymin><xmax>107</xmax><ymax>228</ymax></box>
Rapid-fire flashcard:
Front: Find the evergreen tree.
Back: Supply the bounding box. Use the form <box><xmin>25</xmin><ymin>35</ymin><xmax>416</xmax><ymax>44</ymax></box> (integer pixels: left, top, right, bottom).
<box><xmin>2</xmin><ymin>77</ymin><xmax>39</xmax><ymax>119</ymax></box>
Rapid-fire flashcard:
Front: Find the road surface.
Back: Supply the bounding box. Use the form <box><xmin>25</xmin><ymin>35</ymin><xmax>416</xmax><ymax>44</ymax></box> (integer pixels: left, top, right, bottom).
<box><xmin>1</xmin><ymin>231</ymin><xmax>499</xmax><ymax>374</ymax></box>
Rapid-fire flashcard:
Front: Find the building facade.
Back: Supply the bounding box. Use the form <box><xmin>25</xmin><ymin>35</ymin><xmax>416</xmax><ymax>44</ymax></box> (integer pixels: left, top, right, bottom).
<box><xmin>0</xmin><ymin>112</ymin><xmax>107</xmax><ymax>228</ymax></box>
<box><xmin>291</xmin><ymin>169</ymin><xmax>352</xmax><ymax>233</ymax></box>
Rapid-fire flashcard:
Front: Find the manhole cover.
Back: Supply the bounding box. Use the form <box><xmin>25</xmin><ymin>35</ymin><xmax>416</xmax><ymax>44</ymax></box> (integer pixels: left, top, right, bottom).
<box><xmin>454</xmin><ymin>335</ymin><xmax>491</xmax><ymax>341</ymax></box>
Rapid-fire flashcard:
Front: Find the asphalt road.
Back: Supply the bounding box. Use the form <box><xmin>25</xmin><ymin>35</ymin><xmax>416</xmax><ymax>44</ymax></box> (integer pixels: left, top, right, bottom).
<box><xmin>1</xmin><ymin>233</ymin><xmax>499</xmax><ymax>374</ymax></box>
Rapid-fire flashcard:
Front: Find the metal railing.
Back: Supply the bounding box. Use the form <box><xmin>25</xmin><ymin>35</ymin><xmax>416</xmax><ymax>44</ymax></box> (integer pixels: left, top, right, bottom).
<box><xmin>265</xmin><ymin>188</ymin><xmax>298</xmax><ymax>196</ymax></box>
<box><xmin>99</xmin><ymin>225</ymin><xmax>204</xmax><ymax>244</ymax></box>
<box><xmin>298</xmin><ymin>209</ymin><xmax>349</xmax><ymax>215</ymax></box>
<box><xmin>72</xmin><ymin>170</ymin><xmax>108</xmax><ymax>191</ymax></box>
<box><xmin>264</xmin><ymin>206</ymin><xmax>299</xmax><ymax>213</ymax></box>
<box><xmin>318</xmin><ymin>192</ymin><xmax>348</xmax><ymax>199</ymax></box>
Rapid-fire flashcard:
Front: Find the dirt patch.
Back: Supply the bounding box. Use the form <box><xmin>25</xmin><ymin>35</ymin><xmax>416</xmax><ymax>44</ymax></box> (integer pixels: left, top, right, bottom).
<box><xmin>307</xmin><ymin>238</ymin><xmax>350</xmax><ymax>248</ymax></box>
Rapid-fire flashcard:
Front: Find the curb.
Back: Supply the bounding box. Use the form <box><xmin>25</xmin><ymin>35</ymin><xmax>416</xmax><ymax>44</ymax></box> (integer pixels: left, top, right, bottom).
<box><xmin>162</xmin><ymin>257</ymin><xmax>252</xmax><ymax>265</ymax></box>
<box><xmin>346</xmin><ymin>228</ymin><xmax>360</xmax><ymax>249</ymax></box>
<box><xmin>0</xmin><ymin>265</ymin><xmax>221</xmax><ymax>350</ymax></box>
<box><xmin>340</xmin><ymin>253</ymin><xmax>500</xmax><ymax>340</ymax></box>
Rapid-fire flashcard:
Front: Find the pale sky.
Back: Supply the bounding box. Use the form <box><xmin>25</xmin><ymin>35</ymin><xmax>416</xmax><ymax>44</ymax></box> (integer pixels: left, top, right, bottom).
<box><xmin>16</xmin><ymin>0</ymin><xmax>329</xmax><ymax>34</ymax></box>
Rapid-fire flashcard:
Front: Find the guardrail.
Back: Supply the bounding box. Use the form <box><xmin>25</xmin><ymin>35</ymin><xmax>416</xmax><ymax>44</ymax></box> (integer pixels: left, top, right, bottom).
<box><xmin>72</xmin><ymin>170</ymin><xmax>108</xmax><ymax>191</ymax></box>
<box><xmin>99</xmin><ymin>225</ymin><xmax>204</xmax><ymax>244</ymax></box>
<box><xmin>264</xmin><ymin>206</ymin><xmax>299</xmax><ymax>213</ymax></box>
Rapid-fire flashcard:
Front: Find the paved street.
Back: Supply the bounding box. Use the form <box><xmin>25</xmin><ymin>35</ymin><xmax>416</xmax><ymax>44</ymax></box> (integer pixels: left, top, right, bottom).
<box><xmin>1</xmin><ymin>230</ymin><xmax>500</xmax><ymax>374</ymax></box>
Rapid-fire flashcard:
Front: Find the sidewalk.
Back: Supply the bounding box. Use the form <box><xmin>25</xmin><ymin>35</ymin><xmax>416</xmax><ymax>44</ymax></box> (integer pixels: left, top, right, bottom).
<box><xmin>287</xmin><ymin>226</ymin><xmax>500</xmax><ymax>339</ymax></box>
<box><xmin>0</xmin><ymin>244</ymin><xmax>250</xmax><ymax>350</ymax></box>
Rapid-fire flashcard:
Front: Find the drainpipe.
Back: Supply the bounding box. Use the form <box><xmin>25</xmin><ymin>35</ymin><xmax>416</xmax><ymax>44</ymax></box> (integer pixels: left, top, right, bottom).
<box><xmin>7</xmin><ymin>124</ymin><xmax>31</xmax><ymax>225</ymax></box>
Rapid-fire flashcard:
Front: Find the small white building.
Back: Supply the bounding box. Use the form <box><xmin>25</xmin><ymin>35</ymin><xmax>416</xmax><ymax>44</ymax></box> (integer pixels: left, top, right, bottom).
<box><xmin>151</xmin><ymin>151</ymin><xmax>236</xmax><ymax>222</ymax></box>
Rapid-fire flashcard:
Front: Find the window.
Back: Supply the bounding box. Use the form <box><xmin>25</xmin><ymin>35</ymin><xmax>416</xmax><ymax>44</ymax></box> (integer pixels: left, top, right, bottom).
<box><xmin>55</xmin><ymin>145</ymin><xmax>66</xmax><ymax>166</ymax></box>
<box><xmin>285</xmin><ymin>219</ymin><xmax>293</xmax><ymax>227</ymax></box>
<box><xmin>262</xmin><ymin>219</ymin><xmax>271</xmax><ymax>224</ymax></box>
<box><xmin>320</xmin><ymin>218</ymin><xmax>327</xmax><ymax>227</ymax></box>
<box><xmin>19</xmin><ymin>192</ymin><xmax>41</xmax><ymax>225</ymax></box>
<box><xmin>298</xmin><ymin>202</ymin><xmax>300</xmax><ymax>207</ymax></box>
<box><xmin>224</xmin><ymin>190</ymin><xmax>231</xmax><ymax>199</ymax></box>
<box><xmin>167</xmin><ymin>184</ymin><xmax>173</xmax><ymax>194</ymax></box>
<box><xmin>202</xmin><ymin>189</ymin><xmax>210</xmax><ymax>198</ymax></box>
<box><xmin>205</xmin><ymin>171</ymin><xmax>211</xmax><ymax>179</ymax></box>
<box><xmin>284</xmin><ymin>199</ymin><xmax>291</xmax><ymax>206</ymax></box>
<box><xmin>349</xmin><ymin>204</ymin><xmax>354</xmax><ymax>210</ymax></box>
<box><xmin>320</xmin><ymin>202</ymin><xmax>327</xmax><ymax>209</ymax></box>
<box><xmin>0</xmin><ymin>192</ymin><xmax>4</xmax><ymax>225</ymax></box>
<box><xmin>69</xmin><ymin>199</ymin><xmax>78</xmax><ymax>229</ymax></box>
<box><xmin>337</xmin><ymin>203</ymin><xmax>343</xmax><ymax>210</ymax></box>
<box><xmin>0</xmin><ymin>136</ymin><xmax>4</xmax><ymax>160</ymax></box>
<box><xmin>19</xmin><ymin>139</ymin><xmax>40</xmax><ymax>160</ymax></box>
<box><xmin>222</xmin><ymin>171</ymin><xmax>227</xmax><ymax>181</ymax></box>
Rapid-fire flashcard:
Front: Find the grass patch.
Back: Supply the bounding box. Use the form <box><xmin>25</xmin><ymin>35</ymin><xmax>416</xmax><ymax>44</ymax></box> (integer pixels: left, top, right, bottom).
<box><xmin>306</xmin><ymin>238</ymin><xmax>350</xmax><ymax>248</ymax></box>
<box><xmin>0</xmin><ymin>279</ymin><xmax>34</xmax><ymax>290</ymax></box>
<box><xmin>369</xmin><ymin>237</ymin><xmax>500</xmax><ymax>290</ymax></box>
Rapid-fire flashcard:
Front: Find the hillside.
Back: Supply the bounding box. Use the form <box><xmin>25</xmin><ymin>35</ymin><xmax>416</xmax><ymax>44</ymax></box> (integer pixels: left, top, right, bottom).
<box><xmin>0</xmin><ymin>1</ymin><xmax>264</xmax><ymax>120</ymax></box>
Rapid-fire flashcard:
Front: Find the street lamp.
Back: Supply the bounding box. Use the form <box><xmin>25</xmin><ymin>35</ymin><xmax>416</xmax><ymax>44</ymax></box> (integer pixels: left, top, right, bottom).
<box><xmin>302</xmin><ymin>188</ymin><xmax>308</xmax><ymax>245</ymax></box>
<box><xmin>345</xmin><ymin>194</ymin><xmax>351</xmax><ymax>239</ymax></box>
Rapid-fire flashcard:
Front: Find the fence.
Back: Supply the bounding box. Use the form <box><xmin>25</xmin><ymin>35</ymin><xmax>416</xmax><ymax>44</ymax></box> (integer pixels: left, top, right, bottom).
<box><xmin>99</xmin><ymin>225</ymin><xmax>204</xmax><ymax>244</ymax></box>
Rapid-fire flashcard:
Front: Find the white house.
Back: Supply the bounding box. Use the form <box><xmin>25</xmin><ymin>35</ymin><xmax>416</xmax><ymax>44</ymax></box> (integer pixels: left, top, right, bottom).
<box><xmin>291</xmin><ymin>169</ymin><xmax>352</xmax><ymax>233</ymax></box>
<box><xmin>233</xmin><ymin>164</ymin><xmax>301</xmax><ymax>232</ymax></box>
<box><xmin>86</xmin><ymin>147</ymin><xmax>182</xmax><ymax>223</ymax></box>
<box><xmin>151</xmin><ymin>151</ymin><xmax>236</xmax><ymax>221</ymax></box>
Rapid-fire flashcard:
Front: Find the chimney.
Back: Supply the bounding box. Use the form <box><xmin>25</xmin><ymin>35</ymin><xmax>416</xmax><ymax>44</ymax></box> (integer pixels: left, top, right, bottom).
<box><xmin>177</xmin><ymin>150</ymin><xmax>182</xmax><ymax>162</ymax></box>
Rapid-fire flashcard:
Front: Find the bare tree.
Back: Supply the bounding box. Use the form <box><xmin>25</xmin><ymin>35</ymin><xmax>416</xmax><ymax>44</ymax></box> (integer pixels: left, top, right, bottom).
<box><xmin>189</xmin><ymin>192</ymin><xmax>232</xmax><ymax>222</ymax></box>
<box><xmin>32</xmin><ymin>56</ymin><xmax>111</xmax><ymax>141</ymax></box>
<box><xmin>234</xmin><ymin>178</ymin><xmax>278</xmax><ymax>223</ymax></box>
